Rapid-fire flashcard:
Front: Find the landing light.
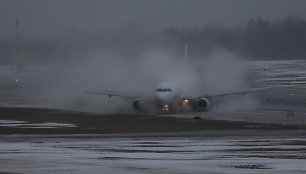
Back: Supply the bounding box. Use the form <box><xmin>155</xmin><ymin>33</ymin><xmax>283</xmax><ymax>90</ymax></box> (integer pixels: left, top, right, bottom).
<box><xmin>162</xmin><ymin>104</ymin><xmax>169</xmax><ymax>112</ymax></box>
<box><xmin>182</xmin><ymin>99</ymin><xmax>189</xmax><ymax>107</ymax></box>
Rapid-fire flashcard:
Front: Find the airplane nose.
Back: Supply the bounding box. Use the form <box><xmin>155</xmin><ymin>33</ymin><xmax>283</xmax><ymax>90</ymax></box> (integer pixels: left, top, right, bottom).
<box><xmin>154</xmin><ymin>92</ymin><xmax>172</xmax><ymax>104</ymax></box>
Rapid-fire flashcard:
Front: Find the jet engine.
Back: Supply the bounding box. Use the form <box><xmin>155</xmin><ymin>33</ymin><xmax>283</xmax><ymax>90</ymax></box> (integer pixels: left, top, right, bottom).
<box><xmin>133</xmin><ymin>100</ymin><xmax>141</xmax><ymax>111</ymax></box>
<box><xmin>194</xmin><ymin>97</ymin><xmax>210</xmax><ymax>111</ymax></box>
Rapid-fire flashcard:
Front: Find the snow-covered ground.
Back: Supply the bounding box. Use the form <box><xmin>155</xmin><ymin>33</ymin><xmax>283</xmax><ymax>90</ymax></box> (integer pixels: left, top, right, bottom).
<box><xmin>0</xmin><ymin>135</ymin><xmax>306</xmax><ymax>174</ymax></box>
<box><xmin>0</xmin><ymin>119</ymin><xmax>76</xmax><ymax>128</ymax></box>
<box><xmin>249</xmin><ymin>60</ymin><xmax>306</xmax><ymax>88</ymax></box>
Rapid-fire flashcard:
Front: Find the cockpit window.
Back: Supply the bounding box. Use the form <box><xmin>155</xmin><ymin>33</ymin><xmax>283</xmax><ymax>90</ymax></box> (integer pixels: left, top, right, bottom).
<box><xmin>156</xmin><ymin>88</ymin><xmax>173</xmax><ymax>92</ymax></box>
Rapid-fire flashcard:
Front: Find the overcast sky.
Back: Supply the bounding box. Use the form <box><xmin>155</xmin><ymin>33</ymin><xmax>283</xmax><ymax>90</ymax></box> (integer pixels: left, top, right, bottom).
<box><xmin>1</xmin><ymin>0</ymin><xmax>306</xmax><ymax>39</ymax></box>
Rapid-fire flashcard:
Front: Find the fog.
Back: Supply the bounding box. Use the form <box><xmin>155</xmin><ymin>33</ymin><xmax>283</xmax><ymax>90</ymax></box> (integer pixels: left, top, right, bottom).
<box><xmin>1</xmin><ymin>0</ymin><xmax>304</xmax><ymax>113</ymax></box>
<box><xmin>20</xmin><ymin>44</ymin><xmax>253</xmax><ymax>113</ymax></box>
<box><xmin>1</xmin><ymin>0</ymin><xmax>306</xmax><ymax>39</ymax></box>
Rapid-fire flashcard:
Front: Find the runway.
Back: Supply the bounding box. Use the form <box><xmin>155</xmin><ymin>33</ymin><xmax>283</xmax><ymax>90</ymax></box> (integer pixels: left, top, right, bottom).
<box><xmin>1</xmin><ymin>132</ymin><xmax>306</xmax><ymax>174</ymax></box>
<box><xmin>1</xmin><ymin>60</ymin><xmax>306</xmax><ymax>173</ymax></box>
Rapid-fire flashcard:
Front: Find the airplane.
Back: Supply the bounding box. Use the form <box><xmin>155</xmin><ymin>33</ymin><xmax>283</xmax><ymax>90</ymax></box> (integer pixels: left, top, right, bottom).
<box><xmin>84</xmin><ymin>82</ymin><xmax>266</xmax><ymax>113</ymax></box>
<box><xmin>84</xmin><ymin>45</ymin><xmax>267</xmax><ymax>113</ymax></box>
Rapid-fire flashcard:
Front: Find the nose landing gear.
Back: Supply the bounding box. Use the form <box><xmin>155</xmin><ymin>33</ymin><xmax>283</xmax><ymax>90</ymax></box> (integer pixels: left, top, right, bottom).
<box><xmin>162</xmin><ymin>104</ymin><xmax>170</xmax><ymax>113</ymax></box>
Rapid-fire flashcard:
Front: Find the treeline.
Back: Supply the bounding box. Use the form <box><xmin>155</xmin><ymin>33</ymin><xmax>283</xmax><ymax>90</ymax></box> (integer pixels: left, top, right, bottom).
<box><xmin>161</xmin><ymin>16</ymin><xmax>306</xmax><ymax>60</ymax></box>
<box><xmin>1</xmin><ymin>16</ymin><xmax>306</xmax><ymax>65</ymax></box>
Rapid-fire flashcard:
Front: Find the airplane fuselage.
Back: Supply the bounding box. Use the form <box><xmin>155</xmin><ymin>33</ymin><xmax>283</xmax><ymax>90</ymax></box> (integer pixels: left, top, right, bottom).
<box><xmin>153</xmin><ymin>82</ymin><xmax>190</xmax><ymax>113</ymax></box>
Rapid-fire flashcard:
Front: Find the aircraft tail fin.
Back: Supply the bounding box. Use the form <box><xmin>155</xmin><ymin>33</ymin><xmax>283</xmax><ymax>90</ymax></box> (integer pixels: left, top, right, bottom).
<box><xmin>184</xmin><ymin>44</ymin><xmax>188</xmax><ymax>69</ymax></box>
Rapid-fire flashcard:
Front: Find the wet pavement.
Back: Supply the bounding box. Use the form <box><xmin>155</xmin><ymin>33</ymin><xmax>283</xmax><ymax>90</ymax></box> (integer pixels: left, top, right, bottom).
<box><xmin>1</xmin><ymin>133</ymin><xmax>306</xmax><ymax>174</ymax></box>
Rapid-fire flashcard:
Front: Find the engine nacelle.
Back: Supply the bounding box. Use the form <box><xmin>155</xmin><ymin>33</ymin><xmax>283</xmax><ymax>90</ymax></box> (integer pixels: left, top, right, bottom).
<box><xmin>133</xmin><ymin>100</ymin><xmax>141</xmax><ymax>111</ymax></box>
<box><xmin>194</xmin><ymin>97</ymin><xmax>210</xmax><ymax>111</ymax></box>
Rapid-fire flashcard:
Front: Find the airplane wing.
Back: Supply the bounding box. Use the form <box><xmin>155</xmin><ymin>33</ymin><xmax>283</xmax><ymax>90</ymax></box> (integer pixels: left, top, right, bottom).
<box><xmin>83</xmin><ymin>90</ymin><xmax>140</xmax><ymax>99</ymax></box>
<box><xmin>205</xmin><ymin>87</ymin><xmax>269</xmax><ymax>98</ymax></box>
<box><xmin>0</xmin><ymin>93</ymin><xmax>14</xmax><ymax>96</ymax></box>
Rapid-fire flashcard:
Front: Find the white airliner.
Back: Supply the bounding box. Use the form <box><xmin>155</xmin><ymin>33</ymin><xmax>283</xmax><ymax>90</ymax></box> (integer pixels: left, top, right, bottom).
<box><xmin>84</xmin><ymin>45</ymin><xmax>266</xmax><ymax>113</ymax></box>
<box><xmin>84</xmin><ymin>81</ymin><xmax>265</xmax><ymax>113</ymax></box>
